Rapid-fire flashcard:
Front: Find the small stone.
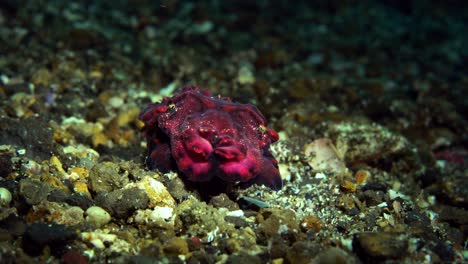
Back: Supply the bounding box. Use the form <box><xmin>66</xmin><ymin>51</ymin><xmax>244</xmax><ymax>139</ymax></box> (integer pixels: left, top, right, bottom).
<box><xmin>61</xmin><ymin>117</ymin><xmax>103</xmax><ymax>139</ymax></box>
<box><xmin>326</xmin><ymin>122</ymin><xmax>408</xmax><ymax>164</ymax></box>
<box><xmin>224</xmin><ymin>216</ymin><xmax>249</xmax><ymax>228</ymax></box>
<box><xmin>355</xmin><ymin>170</ymin><xmax>370</xmax><ymax>185</ymax></box>
<box><xmin>7</xmin><ymin>92</ymin><xmax>36</xmax><ymax>118</ymax></box>
<box><xmin>115</xmin><ymin>107</ymin><xmax>140</xmax><ymax>127</ymax></box>
<box><xmin>47</xmin><ymin>189</ymin><xmax>69</xmax><ymax>203</ymax></box>
<box><xmin>62</xmin><ymin>144</ymin><xmax>100</xmax><ymax>161</ymax></box>
<box><xmin>88</xmin><ymin>162</ymin><xmax>129</xmax><ymax>194</ymax></box>
<box><xmin>0</xmin><ymin>187</ymin><xmax>12</xmax><ymax>206</ymax></box>
<box><xmin>49</xmin><ymin>156</ymin><xmax>67</xmax><ymax>178</ymax></box>
<box><xmin>165</xmin><ymin>176</ymin><xmax>187</xmax><ymax>201</ymax></box>
<box><xmin>92</xmin><ymin>132</ymin><xmax>108</xmax><ymax>147</ymax></box>
<box><xmin>361</xmin><ymin>190</ymin><xmax>385</xmax><ymax>206</ymax></box>
<box><xmin>108</xmin><ymin>97</ymin><xmax>124</xmax><ymax>108</ymax></box>
<box><xmin>209</xmin><ymin>193</ymin><xmax>240</xmax><ymax>211</ymax></box>
<box><xmin>131</xmin><ymin>206</ymin><xmax>175</xmax><ymax>228</ymax></box>
<box><xmin>65</xmin><ymin>193</ymin><xmax>93</xmax><ymax>210</ymax></box>
<box><xmin>67</xmin><ymin>167</ymin><xmax>89</xmax><ymax>180</ymax></box>
<box><xmin>304</xmin><ymin>138</ymin><xmax>348</xmax><ymax>175</ymax></box>
<box><xmin>300</xmin><ymin>216</ymin><xmax>322</xmax><ymax>233</ymax></box>
<box><xmin>85</xmin><ymin>206</ymin><xmax>111</xmax><ymax>227</ymax></box>
<box><xmin>129</xmin><ymin>176</ymin><xmax>176</xmax><ymax>208</ymax></box>
<box><xmin>60</xmin><ymin>206</ymin><xmax>84</xmax><ymax>226</ymax></box>
<box><xmin>258</xmin><ymin>209</ymin><xmax>298</xmax><ymax>240</ymax></box>
<box><xmin>31</xmin><ymin>201</ymin><xmax>84</xmax><ymax>226</ymax></box>
<box><xmin>96</xmin><ymin>188</ymin><xmax>149</xmax><ymax>219</ymax></box>
<box><xmin>73</xmin><ymin>181</ymin><xmax>91</xmax><ymax>198</ymax></box>
<box><xmin>336</xmin><ymin>194</ymin><xmax>356</xmax><ymax>212</ymax></box>
<box><xmin>21</xmin><ymin>159</ymin><xmax>43</xmax><ymax>177</ymax></box>
<box><xmin>237</xmin><ymin>65</ymin><xmax>255</xmax><ymax>85</ymax></box>
<box><xmin>340</xmin><ymin>180</ymin><xmax>357</xmax><ymax>193</ymax></box>
<box><xmin>152</xmin><ymin>206</ymin><xmax>174</xmax><ymax>220</ymax></box>
<box><xmin>175</xmin><ymin>200</ymin><xmax>228</xmax><ymax>243</ymax></box>
<box><xmin>19</xmin><ymin>179</ymin><xmax>50</xmax><ymax>205</ymax></box>
<box><xmin>41</xmin><ymin>173</ymin><xmax>69</xmax><ymax>192</ymax></box>
<box><xmin>163</xmin><ymin>237</ymin><xmax>189</xmax><ymax>255</ymax></box>
<box><xmin>353</xmin><ymin>232</ymin><xmax>408</xmax><ymax>260</ymax></box>
<box><xmin>81</xmin><ymin>231</ymin><xmax>117</xmax><ymax>249</ymax></box>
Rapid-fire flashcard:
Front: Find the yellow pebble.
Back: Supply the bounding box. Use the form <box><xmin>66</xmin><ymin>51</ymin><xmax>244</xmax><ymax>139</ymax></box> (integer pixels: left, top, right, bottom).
<box><xmin>74</xmin><ymin>181</ymin><xmax>91</xmax><ymax>198</ymax></box>
<box><xmin>50</xmin><ymin>156</ymin><xmax>66</xmax><ymax>176</ymax></box>
<box><xmin>355</xmin><ymin>169</ymin><xmax>370</xmax><ymax>185</ymax></box>
<box><xmin>340</xmin><ymin>180</ymin><xmax>357</xmax><ymax>193</ymax></box>
<box><xmin>68</xmin><ymin>167</ymin><xmax>89</xmax><ymax>180</ymax></box>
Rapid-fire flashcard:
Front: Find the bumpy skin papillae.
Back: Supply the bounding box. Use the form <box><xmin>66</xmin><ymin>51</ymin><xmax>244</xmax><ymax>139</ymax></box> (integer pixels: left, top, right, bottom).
<box><xmin>139</xmin><ymin>86</ymin><xmax>282</xmax><ymax>190</ymax></box>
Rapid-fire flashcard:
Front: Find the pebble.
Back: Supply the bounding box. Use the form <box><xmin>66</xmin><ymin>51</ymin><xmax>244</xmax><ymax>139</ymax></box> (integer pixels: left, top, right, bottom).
<box><xmin>300</xmin><ymin>216</ymin><xmax>322</xmax><ymax>233</ymax></box>
<box><xmin>108</xmin><ymin>96</ymin><xmax>124</xmax><ymax>108</ymax></box>
<box><xmin>129</xmin><ymin>176</ymin><xmax>176</xmax><ymax>208</ymax></box>
<box><xmin>326</xmin><ymin>122</ymin><xmax>408</xmax><ymax>164</ymax></box>
<box><xmin>304</xmin><ymin>138</ymin><xmax>348</xmax><ymax>175</ymax></box>
<box><xmin>353</xmin><ymin>232</ymin><xmax>408</xmax><ymax>259</ymax></box>
<box><xmin>225</xmin><ymin>215</ymin><xmax>249</xmax><ymax>229</ymax></box>
<box><xmin>152</xmin><ymin>206</ymin><xmax>174</xmax><ymax>220</ymax></box>
<box><xmin>49</xmin><ymin>155</ymin><xmax>67</xmax><ymax>178</ymax></box>
<box><xmin>258</xmin><ymin>209</ymin><xmax>298</xmax><ymax>239</ymax></box>
<box><xmin>27</xmin><ymin>201</ymin><xmax>83</xmax><ymax>226</ymax></box>
<box><xmin>62</xmin><ymin>144</ymin><xmax>100</xmax><ymax>161</ymax></box>
<box><xmin>340</xmin><ymin>180</ymin><xmax>357</xmax><ymax>193</ymax></box>
<box><xmin>209</xmin><ymin>193</ymin><xmax>240</xmax><ymax>211</ymax></box>
<box><xmin>0</xmin><ymin>187</ymin><xmax>12</xmax><ymax>206</ymax></box>
<box><xmin>43</xmin><ymin>202</ymin><xmax>85</xmax><ymax>226</ymax></box>
<box><xmin>163</xmin><ymin>237</ymin><xmax>189</xmax><ymax>255</ymax></box>
<box><xmin>86</xmin><ymin>206</ymin><xmax>111</xmax><ymax>227</ymax></box>
<box><xmin>131</xmin><ymin>207</ymin><xmax>174</xmax><ymax>227</ymax></box>
<box><xmin>73</xmin><ymin>181</ymin><xmax>91</xmax><ymax>198</ymax></box>
<box><xmin>81</xmin><ymin>231</ymin><xmax>117</xmax><ymax>249</ymax></box>
<box><xmin>95</xmin><ymin>188</ymin><xmax>149</xmax><ymax>219</ymax></box>
<box><xmin>237</xmin><ymin>65</ymin><xmax>255</xmax><ymax>85</ymax></box>
<box><xmin>67</xmin><ymin>167</ymin><xmax>89</xmax><ymax>180</ymax></box>
<box><xmin>19</xmin><ymin>179</ymin><xmax>50</xmax><ymax>205</ymax></box>
<box><xmin>355</xmin><ymin>170</ymin><xmax>370</xmax><ymax>185</ymax></box>
<box><xmin>88</xmin><ymin>162</ymin><xmax>129</xmax><ymax>194</ymax></box>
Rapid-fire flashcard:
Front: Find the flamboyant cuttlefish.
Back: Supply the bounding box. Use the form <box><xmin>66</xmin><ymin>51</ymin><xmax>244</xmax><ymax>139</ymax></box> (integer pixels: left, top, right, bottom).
<box><xmin>139</xmin><ymin>86</ymin><xmax>282</xmax><ymax>190</ymax></box>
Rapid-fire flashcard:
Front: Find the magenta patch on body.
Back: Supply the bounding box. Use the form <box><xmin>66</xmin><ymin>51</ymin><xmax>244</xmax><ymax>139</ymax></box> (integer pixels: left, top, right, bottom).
<box><xmin>139</xmin><ymin>86</ymin><xmax>282</xmax><ymax>190</ymax></box>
